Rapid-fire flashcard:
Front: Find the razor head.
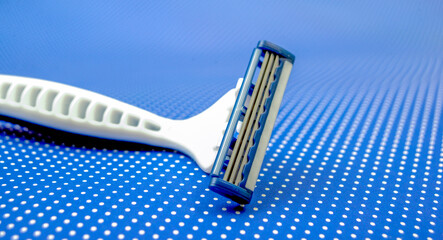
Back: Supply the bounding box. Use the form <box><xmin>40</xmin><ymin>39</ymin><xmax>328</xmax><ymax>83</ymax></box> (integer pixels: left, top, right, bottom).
<box><xmin>209</xmin><ymin>41</ymin><xmax>295</xmax><ymax>204</ymax></box>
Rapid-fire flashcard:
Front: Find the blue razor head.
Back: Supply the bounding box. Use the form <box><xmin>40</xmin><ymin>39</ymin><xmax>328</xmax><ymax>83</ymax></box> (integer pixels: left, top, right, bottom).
<box><xmin>209</xmin><ymin>41</ymin><xmax>295</xmax><ymax>204</ymax></box>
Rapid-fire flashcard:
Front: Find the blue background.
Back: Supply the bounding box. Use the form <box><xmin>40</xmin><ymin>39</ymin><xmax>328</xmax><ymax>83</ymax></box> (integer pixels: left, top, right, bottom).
<box><xmin>0</xmin><ymin>1</ymin><xmax>442</xmax><ymax>239</ymax></box>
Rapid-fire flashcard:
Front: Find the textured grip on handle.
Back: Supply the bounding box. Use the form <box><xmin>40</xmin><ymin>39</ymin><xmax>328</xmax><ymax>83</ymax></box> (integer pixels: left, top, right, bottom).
<box><xmin>0</xmin><ymin>75</ymin><xmax>173</xmax><ymax>147</ymax></box>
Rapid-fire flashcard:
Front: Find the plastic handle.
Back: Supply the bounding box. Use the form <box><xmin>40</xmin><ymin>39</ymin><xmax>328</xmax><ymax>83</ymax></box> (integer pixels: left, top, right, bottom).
<box><xmin>0</xmin><ymin>75</ymin><xmax>177</xmax><ymax>148</ymax></box>
<box><xmin>0</xmin><ymin>74</ymin><xmax>240</xmax><ymax>173</ymax></box>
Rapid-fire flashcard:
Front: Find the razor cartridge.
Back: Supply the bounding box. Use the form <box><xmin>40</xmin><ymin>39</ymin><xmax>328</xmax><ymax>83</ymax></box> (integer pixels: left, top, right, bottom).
<box><xmin>209</xmin><ymin>41</ymin><xmax>295</xmax><ymax>204</ymax></box>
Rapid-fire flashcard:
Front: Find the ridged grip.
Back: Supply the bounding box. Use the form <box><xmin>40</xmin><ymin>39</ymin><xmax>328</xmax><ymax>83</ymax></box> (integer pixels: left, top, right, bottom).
<box><xmin>0</xmin><ymin>75</ymin><xmax>175</xmax><ymax>148</ymax></box>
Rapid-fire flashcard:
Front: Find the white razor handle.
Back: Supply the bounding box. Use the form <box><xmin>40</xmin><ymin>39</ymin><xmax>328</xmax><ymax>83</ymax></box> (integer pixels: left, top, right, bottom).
<box><xmin>0</xmin><ymin>75</ymin><xmax>240</xmax><ymax>173</ymax></box>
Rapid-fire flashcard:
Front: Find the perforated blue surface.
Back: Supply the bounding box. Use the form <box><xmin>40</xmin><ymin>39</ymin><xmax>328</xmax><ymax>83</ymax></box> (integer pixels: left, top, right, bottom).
<box><xmin>0</xmin><ymin>1</ymin><xmax>442</xmax><ymax>240</ymax></box>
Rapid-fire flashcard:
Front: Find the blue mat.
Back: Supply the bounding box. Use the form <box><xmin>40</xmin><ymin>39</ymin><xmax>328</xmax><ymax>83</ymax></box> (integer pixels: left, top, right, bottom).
<box><xmin>0</xmin><ymin>1</ymin><xmax>442</xmax><ymax>239</ymax></box>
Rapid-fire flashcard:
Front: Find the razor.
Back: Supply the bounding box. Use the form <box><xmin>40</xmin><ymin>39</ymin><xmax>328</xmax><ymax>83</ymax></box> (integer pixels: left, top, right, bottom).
<box><xmin>0</xmin><ymin>40</ymin><xmax>294</xmax><ymax>204</ymax></box>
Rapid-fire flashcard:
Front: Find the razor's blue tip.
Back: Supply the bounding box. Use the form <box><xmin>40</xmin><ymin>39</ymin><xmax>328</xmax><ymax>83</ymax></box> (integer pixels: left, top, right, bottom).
<box><xmin>209</xmin><ymin>178</ymin><xmax>253</xmax><ymax>204</ymax></box>
<box><xmin>257</xmin><ymin>40</ymin><xmax>295</xmax><ymax>63</ymax></box>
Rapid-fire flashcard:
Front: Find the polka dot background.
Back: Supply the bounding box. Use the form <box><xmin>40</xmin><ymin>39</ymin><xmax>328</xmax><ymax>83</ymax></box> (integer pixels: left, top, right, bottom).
<box><xmin>0</xmin><ymin>1</ymin><xmax>442</xmax><ymax>240</ymax></box>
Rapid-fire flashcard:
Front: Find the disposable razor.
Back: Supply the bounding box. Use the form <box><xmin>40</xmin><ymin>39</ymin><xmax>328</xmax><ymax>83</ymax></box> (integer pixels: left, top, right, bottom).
<box><xmin>209</xmin><ymin>41</ymin><xmax>294</xmax><ymax>204</ymax></box>
<box><xmin>0</xmin><ymin>40</ymin><xmax>294</xmax><ymax>204</ymax></box>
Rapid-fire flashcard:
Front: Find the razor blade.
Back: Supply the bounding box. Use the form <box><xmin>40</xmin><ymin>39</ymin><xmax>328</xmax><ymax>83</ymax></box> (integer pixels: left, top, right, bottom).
<box><xmin>209</xmin><ymin>41</ymin><xmax>295</xmax><ymax>204</ymax></box>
